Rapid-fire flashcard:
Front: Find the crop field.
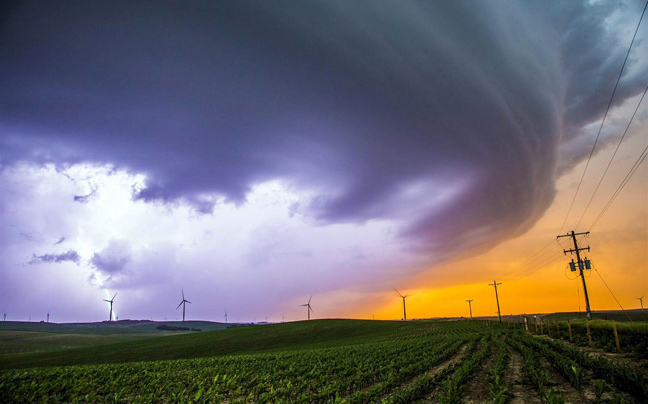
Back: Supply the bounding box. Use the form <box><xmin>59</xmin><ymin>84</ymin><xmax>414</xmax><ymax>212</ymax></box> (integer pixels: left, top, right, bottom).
<box><xmin>1</xmin><ymin>319</ymin><xmax>647</xmax><ymax>403</ymax></box>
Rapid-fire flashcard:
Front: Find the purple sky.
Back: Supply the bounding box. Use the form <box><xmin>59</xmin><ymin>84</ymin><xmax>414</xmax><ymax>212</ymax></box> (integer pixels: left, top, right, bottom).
<box><xmin>1</xmin><ymin>1</ymin><xmax>647</xmax><ymax>322</ymax></box>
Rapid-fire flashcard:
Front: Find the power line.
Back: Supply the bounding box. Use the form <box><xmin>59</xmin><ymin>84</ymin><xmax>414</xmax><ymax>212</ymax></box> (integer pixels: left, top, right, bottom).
<box><xmin>575</xmin><ymin>85</ymin><xmax>648</xmax><ymax>229</ymax></box>
<box><xmin>506</xmin><ymin>250</ymin><xmax>565</xmax><ymax>284</ymax></box>
<box><xmin>559</xmin><ymin>1</ymin><xmax>647</xmax><ymax>234</ymax></box>
<box><xmin>499</xmin><ymin>241</ymin><xmax>564</xmax><ymax>283</ymax></box>
<box><xmin>496</xmin><ymin>239</ymin><xmax>556</xmax><ymax>282</ymax></box>
<box><xmin>504</xmin><ymin>250</ymin><xmax>564</xmax><ymax>284</ymax></box>
<box><xmin>588</xmin><ymin>144</ymin><xmax>648</xmax><ymax>230</ymax></box>
<box><xmin>591</xmin><ymin>261</ymin><xmax>633</xmax><ymax>322</ymax></box>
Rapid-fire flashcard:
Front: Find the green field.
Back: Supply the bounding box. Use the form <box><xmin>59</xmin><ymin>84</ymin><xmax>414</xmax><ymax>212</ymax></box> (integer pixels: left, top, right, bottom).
<box><xmin>0</xmin><ymin>320</ymin><xmax>229</xmax><ymax>335</ymax></box>
<box><xmin>542</xmin><ymin>309</ymin><xmax>648</xmax><ymax>322</ymax></box>
<box><xmin>1</xmin><ymin>319</ymin><xmax>647</xmax><ymax>403</ymax></box>
<box><xmin>0</xmin><ymin>320</ymin><xmax>229</xmax><ymax>357</ymax></box>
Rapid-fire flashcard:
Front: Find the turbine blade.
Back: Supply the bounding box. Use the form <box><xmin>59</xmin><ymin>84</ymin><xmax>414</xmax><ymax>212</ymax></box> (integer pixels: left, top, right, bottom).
<box><xmin>103</xmin><ymin>299</ymin><xmax>110</xmax><ymax>302</ymax></box>
<box><xmin>309</xmin><ymin>306</ymin><xmax>314</xmax><ymax>314</ymax></box>
<box><xmin>186</xmin><ymin>301</ymin><xmax>192</xmax><ymax>304</ymax></box>
<box><xmin>393</xmin><ymin>288</ymin><xmax>403</xmax><ymax>297</ymax></box>
<box><xmin>308</xmin><ymin>295</ymin><xmax>312</xmax><ymax>304</ymax></box>
<box><xmin>112</xmin><ymin>292</ymin><xmax>118</xmax><ymax>300</ymax></box>
<box><xmin>182</xmin><ymin>289</ymin><xmax>185</xmax><ymax>300</ymax></box>
<box><xmin>176</xmin><ymin>302</ymin><xmax>183</xmax><ymax>310</ymax></box>
<box><xmin>299</xmin><ymin>304</ymin><xmax>308</xmax><ymax>307</ymax></box>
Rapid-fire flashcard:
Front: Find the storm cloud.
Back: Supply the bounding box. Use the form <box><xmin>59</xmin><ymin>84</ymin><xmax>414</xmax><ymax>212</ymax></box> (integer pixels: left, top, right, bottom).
<box><xmin>91</xmin><ymin>240</ymin><xmax>131</xmax><ymax>275</ymax></box>
<box><xmin>30</xmin><ymin>250</ymin><xmax>80</xmax><ymax>265</ymax></box>
<box><xmin>1</xmin><ymin>0</ymin><xmax>646</xmax><ymax>262</ymax></box>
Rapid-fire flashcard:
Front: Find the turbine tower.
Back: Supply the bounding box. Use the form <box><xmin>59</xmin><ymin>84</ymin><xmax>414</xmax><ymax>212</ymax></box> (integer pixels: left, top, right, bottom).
<box><xmin>637</xmin><ymin>295</ymin><xmax>645</xmax><ymax>311</ymax></box>
<box><xmin>394</xmin><ymin>288</ymin><xmax>409</xmax><ymax>321</ymax></box>
<box><xmin>299</xmin><ymin>295</ymin><xmax>314</xmax><ymax>320</ymax></box>
<box><xmin>176</xmin><ymin>289</ymin><xmax>191</xmax><ymax>321</ymax></box>
<box><xmin>224</xmin><ymin>309</ymin><xmax>228</xmax><ymax>324</ymax></box>
<box><xmin>47</xmin><ymin>311</ymin><xmax>50</xmax><ymax>323</ymax></box>
<box><xmin>103</xmin><ymin>292</ymin><xmax>117</xmax><ymax>322</ymax></box>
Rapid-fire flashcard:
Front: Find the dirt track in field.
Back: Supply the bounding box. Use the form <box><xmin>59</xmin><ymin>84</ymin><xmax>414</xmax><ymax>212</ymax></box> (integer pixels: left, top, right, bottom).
<box><xmin>505</xmin><ymin>347</ymin><xmax>542</xmax><ymax>404</ymax></box>
<box><xmin>538</xmin><ymin>356</ymin><xmax>596</xmax><ymax>404</ymax></box>
<box><xmin>416</xmin><ymin>343</ymin><xmax>471</xmax><ymax>403</ymax></box>
<box><xmin>461</xmin><ymin>344</ymin><xmax>493</xmax><ymax>404</ymax></box>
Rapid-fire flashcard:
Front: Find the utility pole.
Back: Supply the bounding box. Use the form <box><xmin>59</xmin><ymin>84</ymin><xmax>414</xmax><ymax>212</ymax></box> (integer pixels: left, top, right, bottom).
<box><xmin>637</xmin><ymin>296</ymin><xmax>644</xmax><ymax>311</ymax></box>
<box><xmin>47</xmin><ymin>312</ymin><xmax>49</xmax><ymax>323</ymax></box>
<box><xmin>558</xmin><ymin>231</ymin><xmax>592</xmax><ymax>320</ymax></box>
<box><xmin>489</xmin><ymin>280</ymin><xmax>502</xmax><ymax>323</ymax></box>
<box><xmin>465</xmin><ymin>300</ymin><xmax>473</xmax><ymax>320</ymax></box>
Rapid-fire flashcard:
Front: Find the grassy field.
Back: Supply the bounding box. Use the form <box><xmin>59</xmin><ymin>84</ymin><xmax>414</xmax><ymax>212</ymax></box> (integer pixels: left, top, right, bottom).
<box><xmin>1</xmin><ymin>319</ymin><xmax>647</xmax><ymax>403</ymax></box>
<box><xmin>542</xmin><ymin>309</ymin><xmax>648</xmax><ymax>322</ymax></box>
<box><xmin>0</xmin><ymin>320</ymin><xmax>229</xmax><ymax>357</ymax></box>
<box><xmin>0</xmin><ymin>320</ymin><xmax>229</xmax><ymax>334</ymax></box>
<box><xmin>0</xmin><ymin>330</ymin><xmax>172</xmax><ymax>355</ymax></box>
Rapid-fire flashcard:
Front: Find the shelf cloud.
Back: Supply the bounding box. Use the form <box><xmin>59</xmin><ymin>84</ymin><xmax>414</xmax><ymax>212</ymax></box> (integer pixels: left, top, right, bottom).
<box><xmin>0</xmin><ymin>0</ymin><xmax>646</xmax><ymax>320</ymax></box>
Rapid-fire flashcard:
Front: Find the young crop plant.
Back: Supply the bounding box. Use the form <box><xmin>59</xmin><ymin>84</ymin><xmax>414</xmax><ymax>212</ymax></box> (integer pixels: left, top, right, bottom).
<box><xmin>487</xmin><ymin>337</ymin><xmax>512</xmax><ymax>404</ymax></box>
<box><xmin>336</xmin><ymin>337</ymin><xmax>467</xmax><ymax>403</ymax></box>
<box><xmin>508</xmin><ymin>336</ymin><xmax>553</xmax><ymax>403</ymax></box>
<box><xmin>518</xmin><ymin>333</ymin><xmax>584</xmax><ymax>389</ymax></box>
<box><xmin>594</xmin><ymin>379</ymin><xmax>606</xmax><ymax>404</ymax></box>
<box><xmin>519</xmin><ymin>332</ymin><xmax>648</xmax><ymax>401</ymax></box>
<box><xmin>379</xmin><ymin>334</ymin><xmax>485</xmax><ymax>404</ymax></box>
<box><xmin>437</xmin><ymin>334</ymin><xmax>491</xmax><ymax>404</ymax></box>
<box><xmin>544</xmin><ymin>388</ymin><xmax>566</xmax><ymax>404</ymax></box>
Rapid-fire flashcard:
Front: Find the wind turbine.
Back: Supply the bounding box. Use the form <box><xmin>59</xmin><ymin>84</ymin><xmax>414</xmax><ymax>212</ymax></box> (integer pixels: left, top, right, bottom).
<box><xmin>637</xmin><ymin>295</ymin><xmax>645</xmax><ymax>311</ymax></box>
<box><xmin>300</xmin><ymin>295</ymin><xmax>314</xmax><ymax>320</ymax></box>
<box><xmin>224</xmin><ymin>309</ymin><xmax>228</xmax><ymax>323</ymax></box>
<box><xmin>47</xmin><ymin>311</ymin><xmax>50</xmax><ymax>323</ymax></box>
<box><xmin>394</xmin><ymin>288</ymin><xmax>409</xmax><ymax>321</ymax></box>
<box><xmin>176</xmin><ymin>289</ymin><xmax>191</xmax><ymax>321</ymax></box>
<box><xmin>103</xmin><ymin>293</ymin><xmax>117</xmax><ymax>322</ymax></box>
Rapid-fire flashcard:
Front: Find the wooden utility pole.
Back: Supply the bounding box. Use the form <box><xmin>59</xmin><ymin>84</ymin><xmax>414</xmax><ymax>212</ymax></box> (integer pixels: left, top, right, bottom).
<box><xmin>466</xmin><ymin>300</ymin><xmax>474</xmax><ymax>320</ymax></box>
<box><xmin>558</xmin><ymin>231</ymin><xmax>592</xmax><ymax>320</ymax></box>
<box><xmin>489</xmin><ymin>280</ymin><xmax>503</xmax><ymax>323</ymax></box>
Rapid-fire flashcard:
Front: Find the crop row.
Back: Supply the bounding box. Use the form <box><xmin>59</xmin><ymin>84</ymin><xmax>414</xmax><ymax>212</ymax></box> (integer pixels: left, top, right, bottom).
<box><xmin>486</xmin><ymin>336</ymin><xmax>511</xmax><ymax>404</ymax></box>
<box><xmin>518</xmin><ymin>332</ymin><xmax>646</xmax><ymax>401</ymax></box>
<box><xmin>508</xmin><ymin>335</ymin><xmax>565</xmax><ymax>403</ymax></box>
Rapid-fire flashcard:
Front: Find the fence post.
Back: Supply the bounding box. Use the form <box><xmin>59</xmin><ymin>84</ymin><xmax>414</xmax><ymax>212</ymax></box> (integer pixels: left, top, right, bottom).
<box><xmin>612</xmin><ymin>320</ymin><xmax>621</xmax><ymax>353</ymax></box>
<box><xmin>556</xmin><ymin>322</ymin><xmax>560</xmax><ymax>338</ymax></box>
<box><xmin>568</xmin><ymin>319</ymin><xmax>572</xmax><ymax>342</ymax></box>
<box><xmin>540</xmin><ymin>323</ymin><xmax>543</xmax><ymax>335</ymax></box>
<box><xmin>586</xmin><ymin>320</ymin><xmax>593</xmax><ymax>348</ymax></box>
<box><xmin>547</xmin><ymin>322</ymin><xmax>551</xmax><ymax>337</ymax></box>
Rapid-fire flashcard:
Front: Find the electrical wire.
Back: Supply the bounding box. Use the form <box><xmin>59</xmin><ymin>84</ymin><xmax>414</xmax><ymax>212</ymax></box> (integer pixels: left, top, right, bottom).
<box><xmin>564</xmin><ymin>264</ymin><xmax>579</xmax><ymax>281</ymax></box>
<box><xmin>497</xmin><ymin>240</ymin><xmax>559</xmax><ymax>283</ymax></box>
<box><xmin>575</xmin><ymin>85</ymin><xmax>648</xmax><ymax>229</ymax></box>
<box><xmin>588</xmin><ymin>144</ymin><xmax>648</xmax><ymax>230</ymax></box>
<box><xmin>500</xmin><ymin>246</ymin><xmax>563</xmax><ymax>284</ymax></box>
<box><xmin>505</xmin><ymin>250</ymin><xmax>565</xmax><ymax>284</ymax></box>
<box><xmin>591</xmin><ymin>261</ymin><xmax>633</xmax><ymax>322</ymax></box>
<box><xmin>559</xmin><ymin>1</ymin><xmax>647</xmax><ymax>234</ymax></box>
